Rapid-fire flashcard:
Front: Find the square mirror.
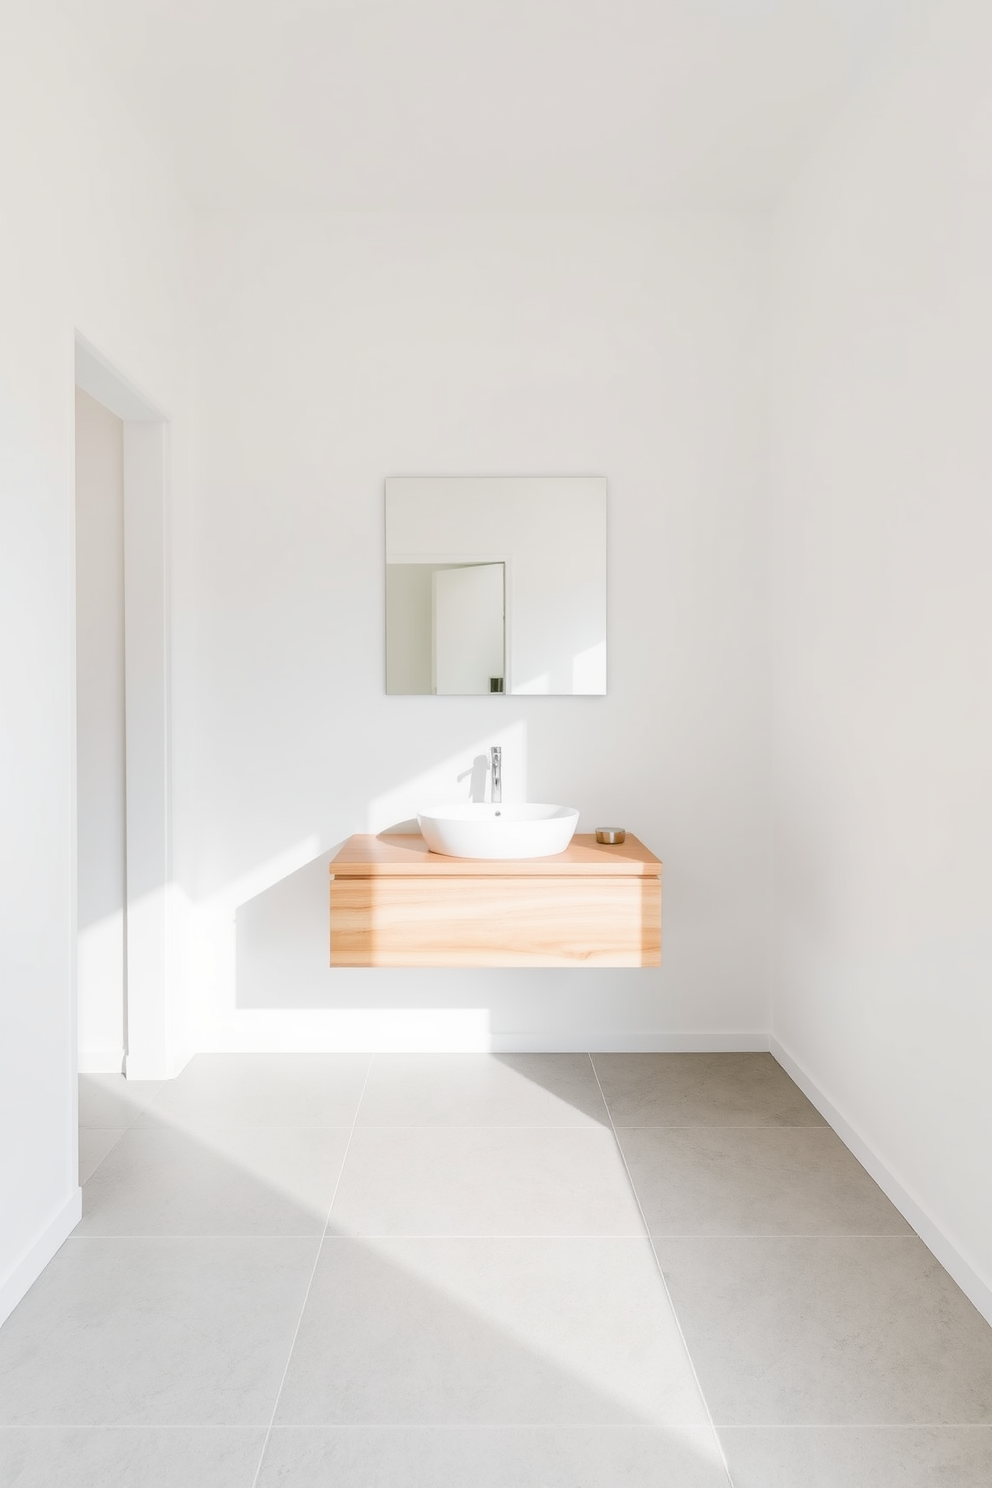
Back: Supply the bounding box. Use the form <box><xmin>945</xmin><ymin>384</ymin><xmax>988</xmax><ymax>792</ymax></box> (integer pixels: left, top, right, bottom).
<box><xmin>385</xmin><ymin>477</ymin><xmax>607</xmax><ymax>695</ymax></box>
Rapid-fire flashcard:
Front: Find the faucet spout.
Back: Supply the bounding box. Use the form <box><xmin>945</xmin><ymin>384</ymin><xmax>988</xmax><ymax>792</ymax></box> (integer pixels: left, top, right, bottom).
<box><xmin>490</xmin><ymin>746</ymin><xmax>502</xmax><ymax>804</ymax></box>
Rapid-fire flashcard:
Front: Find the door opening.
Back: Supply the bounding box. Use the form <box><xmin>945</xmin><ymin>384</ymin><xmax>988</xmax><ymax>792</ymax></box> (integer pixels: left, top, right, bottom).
<box><xmin>73</xmin><ymin>334</ymin><xmax>173</xmax><ymax>1082</ymax></box>
<box><xmin>74</xmin><ymin>388</ymin><xmax>127</xmax><ymax>1073</ymax></box>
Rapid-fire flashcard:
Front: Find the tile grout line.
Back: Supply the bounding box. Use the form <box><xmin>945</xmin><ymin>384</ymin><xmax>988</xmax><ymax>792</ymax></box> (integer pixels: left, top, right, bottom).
<box><xmin>6</xmin><ymin>1422</ymin><xmax>991</xmax><ymax>1432</ymax></box>
<box><xmin>83</xmin><ymin>1122</ymin><xmax>828</xmax><ymax>1132</ymax></box>
<box><xmin>603</xmin><ymin>1124</ymin><xmax>831</xmax><ymax>1130</ymax></box>
<box><xmin>586</xmin><ymin>1053</ymin><xmax>737</xmax><ymax>1488</ymax></box>
<box><xmin>65</xmin><ymin>1231</ymin><xmax>918</xmax><ymax>1242</ymax></box>
<box><xmin>706</xmin><ymin>1423</ymin><xmax>992</xmax><ymax>1431</ymax></box>
<box><xmin>247</xmin><ymin>1055</ymin><xmax>375</xmax><ymax>1488</ymax></box>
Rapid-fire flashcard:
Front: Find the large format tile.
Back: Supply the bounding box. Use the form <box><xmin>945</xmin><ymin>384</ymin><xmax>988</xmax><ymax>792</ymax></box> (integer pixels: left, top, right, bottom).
<box><xmin>356</xmin><ymin>1054</ymin><xmax>608</xmax><ymax>1127</ymax></box>
<box><xmin>79</xmin><ymin>1127</ymin><xmax>125</xmax><ymax>1185</ymax></box>
<box><xmin>658</xmin><ymin>1235</ymin><xmax>992</xmax><ymax>1425</ymax></box>
<box><xmin>77</xmin><ymin>1125</ymin><xmax>350</xmax><ymax>1235</ymax></box>
<box><xmin>0</xmin><ymin>1237</ymin><xmax>318</xmax><ymax>1425</ymax></box>
<box><xmin>330</xmin><ymin>1126</ymin><xmax>644</xmax><ymax>1236</ymax></box>
<box><xmin>258</xmin><ymin>1425</ymin><xmax>730</xmax><ymax>1487</ymax></box>
<box><xmin>593</xmin><ymin>1053</ymin><xmax>824</xmax><ymax>1127</ymax></box>
<box><xmin>618</xmin><ymin>1125</ymin><xmax>911</xmax><ymax>1236</ymax></box>
<box><xmin>0</xmin><ymin>1427</ymin><xmax>264</xmax><ymax>1487</ymax></box>
<box><xmin>276</xmin><ymin>1237</ymin><xmax>707</xmax><ymax>1426</ymax></box>
<box><xmin>138</xmin><ymin>1054</ymin><xmax>370</xmax><ymax>1132</ymax></box>
<box><xmin>78</xmin><ymin>1075</ymin><xmax>162</xmax><ymax>1130</ymax></box>
<box><xmin>720</xmin><ymin>1426</ymin><xmax>992</xmax><ymax>1488</ymax></box>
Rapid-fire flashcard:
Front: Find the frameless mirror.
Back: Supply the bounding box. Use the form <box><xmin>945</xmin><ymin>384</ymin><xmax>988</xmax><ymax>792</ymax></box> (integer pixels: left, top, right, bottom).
<box><xmin>385</xmin><ymin>477</ymin><xmax>607</xmax><ymax>695</ymax></box>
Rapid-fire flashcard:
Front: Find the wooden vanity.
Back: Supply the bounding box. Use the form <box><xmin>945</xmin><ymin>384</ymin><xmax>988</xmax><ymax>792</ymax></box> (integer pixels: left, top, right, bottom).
<box><xmin>329</xmin><ymin>833</ymin><xmax>662</xmax><ymax>968</ymax></box>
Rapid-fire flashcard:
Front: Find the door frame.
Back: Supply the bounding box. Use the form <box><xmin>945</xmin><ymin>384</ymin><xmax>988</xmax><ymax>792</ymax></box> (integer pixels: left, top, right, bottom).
<box><xmin>74</xmin><ymin>333</ymin><xmax>174</xmax><ymax>1080</ymax></box>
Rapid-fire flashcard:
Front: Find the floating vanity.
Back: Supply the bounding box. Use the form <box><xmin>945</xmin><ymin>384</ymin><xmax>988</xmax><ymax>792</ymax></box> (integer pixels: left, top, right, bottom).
<box><xmin>329</xmin><ymin>833</ymin><xmax>662</xmax><ymax>968</ymax></box>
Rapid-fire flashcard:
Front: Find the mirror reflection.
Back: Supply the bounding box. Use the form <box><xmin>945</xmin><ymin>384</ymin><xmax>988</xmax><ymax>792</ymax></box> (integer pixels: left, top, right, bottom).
<box><xmin>385</xmin><ymin>477</ymin><xmax>607</xmax><ymax>696</ymax></box>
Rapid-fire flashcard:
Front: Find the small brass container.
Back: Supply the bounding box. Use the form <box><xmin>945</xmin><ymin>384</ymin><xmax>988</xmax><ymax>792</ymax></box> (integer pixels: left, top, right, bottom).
<box><xmin>595</xmin><ymin>828</ymin><xmax>626</xmax><ymax>844</ymax></box>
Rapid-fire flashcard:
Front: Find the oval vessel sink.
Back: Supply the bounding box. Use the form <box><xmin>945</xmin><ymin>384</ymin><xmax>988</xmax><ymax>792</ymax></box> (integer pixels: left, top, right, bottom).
<box><xmin>418</xmin><ymin>803</ymin><xmax>579</xmax><ymax>860</ymax></box>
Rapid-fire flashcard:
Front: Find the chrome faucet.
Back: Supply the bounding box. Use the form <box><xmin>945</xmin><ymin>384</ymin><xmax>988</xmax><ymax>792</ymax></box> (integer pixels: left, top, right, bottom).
<box><xmin>490</xmin><ymin>746</ymin><xmax>502</xmax><ymax>804</ymax></box>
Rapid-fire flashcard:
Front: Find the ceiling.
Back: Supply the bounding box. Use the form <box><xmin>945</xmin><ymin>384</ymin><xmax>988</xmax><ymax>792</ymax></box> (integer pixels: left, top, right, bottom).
<box><xmin>58</xmin><ymin>0</ymin><xmax>914</xmax><ymax>211</ymax></box>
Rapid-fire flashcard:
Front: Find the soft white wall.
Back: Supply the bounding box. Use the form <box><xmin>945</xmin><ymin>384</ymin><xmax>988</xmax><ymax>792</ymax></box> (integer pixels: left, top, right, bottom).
<box><xmin>0</xmin><ymin>2</ymin><xmax>191</xmax><ymax>1322</ymax></box>
<box><xmin>74</xmin><ymin>387</ymin><xmax>126</xmax><ymax>1072</ymax></box>
<box><xmin>770</xmin><ymin>0</ymin><xmax>992</xmax><ymax>1309</ymax></box>
<box><xmin>184</xmin><ymin>210</ymin><xmax>772</xmax><ymax>1053</ymax></box>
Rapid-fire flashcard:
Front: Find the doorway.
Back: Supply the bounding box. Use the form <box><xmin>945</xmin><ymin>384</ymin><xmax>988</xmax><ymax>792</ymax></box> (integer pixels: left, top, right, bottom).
<box><xmin>73</xmin><ymin>335</ymin><xmax>174</xmax><ymax>1081</ymax></box>
<box><xmin>75</xmin><ymin>387</ymin><xmax>126</xmax><ymax>1072</ymax></box>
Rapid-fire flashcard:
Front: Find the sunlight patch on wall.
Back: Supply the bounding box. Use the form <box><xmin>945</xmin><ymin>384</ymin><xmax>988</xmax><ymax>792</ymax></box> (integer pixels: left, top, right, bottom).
<box><xmin>181</xmin><ymin>838</ymin><xmax>322</xmax><ymax>1057</ymax></box>
<box><xmin>367</xmin><ymin>720</ymin><xmax>528</xmax><ymax>832</ymax></box>
<box><xmin>77</xmin><ymin>909</ymin><xmax>125</xmax><ymax>1071</ymax></box>
<box><xmin>210</xmin><ymin>837</ymin><xmax>323</xmax><ymax>916</ymax></box>
<box><xmin>203</xmin><ymin>1008</ymin><xmax>494</xmax><ymax>1054</ymax></box>
<box><xmin>572</xmin><ymin>640</ymin><xmax>606</xmax><ymax>694</ymax></box>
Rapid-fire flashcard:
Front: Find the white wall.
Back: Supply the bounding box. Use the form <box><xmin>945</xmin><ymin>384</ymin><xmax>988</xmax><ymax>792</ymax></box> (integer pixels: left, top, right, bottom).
<box><xmin>183</xmin><ymin>210</ymin><xmax>772</xmax><ymax>1054</ymax></box>
<box><xmin>0</xmin><ymin>2</ymin><xmax>191</xmax><ymax>1323</ymax></box>
<box><xmin>74</xmin><ymin>388</ymin><xmax>126</xmax><ymax>1072</ymax></box>
<box><xmin>770</xmin><ymin>0</ymin><xmax>992</xmax><ymax>1310</ymax></box>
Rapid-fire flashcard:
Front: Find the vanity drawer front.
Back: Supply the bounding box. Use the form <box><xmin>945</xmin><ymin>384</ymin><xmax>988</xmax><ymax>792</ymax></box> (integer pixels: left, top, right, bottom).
<box><xmin>330</xmin><ymin>873</ymin><xmax>661</xmax><ymax>968</ymax></box>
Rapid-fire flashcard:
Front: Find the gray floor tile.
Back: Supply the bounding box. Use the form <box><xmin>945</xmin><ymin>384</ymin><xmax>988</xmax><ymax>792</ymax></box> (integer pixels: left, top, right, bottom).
<box><xmin>41</xmin><ymin>1053</ymin><xmax>992</xmax><ymax>1474</ymax></box>
<box><xmin>356</xmin><ymin>1054</ymin><xmax>609</xmax><ymax>1127</ymax></box>
<box><xmin>76</xmin><ymin>1125</ymin><xmax>350</xmax><ymax>1236</ymax></box>
<box><xmin>0</xmin><ymin>1237</ymin><xmax>318</xmax><ymax>1425</ymax></box>
<box><xmin>330</xmin><ymin>1126</ymin><xmax>645</xmax><ymax>1236</ymax></box>
<box><xmin>657</xmin><ymin>1235</ymin><xmax>992</xmax><ymax>1425</ymax></box>
<box><xmin>258</xmin><ymin>1425</ymin><xmax>731</xmax><ymax>1486</ymax></box>
<box><xmin>79</xmin><ymin>1128</ymin><xmax>125</xmax><ymax>1185</ymax></box>
<box><xmin>276</xmin><ymin>1237</ymin><xmax>707</xmax><ymax>1426</ymax></box>
<box><xmin>0</xmin><ymin>1427</ymin><xmax>264</xmax><ymax>1487</ymax></box>
<box><xmin>720</xmin><ymin>1426</ymin><xmax>992</xmax><ymax>1487</ymax></box>
<box><xmin>593</xmin><ymin>1054</ymin><xmax>824</xmax><ymax>1127</ymax></box>
<box><xmin>138</xmin><ymin>1055</ymin><xmax>370</xmax><ymax>1132</ymax></box>
<box><xmin>618</xmin><ymin>1126</ymin><xmax>911</xmax><ymax>1236</ymax></box>
<box><xmin>78</xmin><ymin>1076</ymin><xmax>163</xmax><ymax>1130</ymax></box>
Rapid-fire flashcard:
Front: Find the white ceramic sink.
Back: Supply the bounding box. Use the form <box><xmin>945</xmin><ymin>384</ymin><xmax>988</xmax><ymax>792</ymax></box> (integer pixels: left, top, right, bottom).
<box><xmin>417</xmin><ymin>803</ymin><xmax>580</xmax><ymax>860</ymax></box>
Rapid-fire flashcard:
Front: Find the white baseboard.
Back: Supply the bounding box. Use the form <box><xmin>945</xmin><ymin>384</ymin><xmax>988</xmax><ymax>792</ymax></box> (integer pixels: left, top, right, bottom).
<box><xmin>0</xmin><ymin>1188</ymin><xmax>82</xmax><ymax>1330</ymax></box>
<box><xmin>124</xmin><ymin>1047</ymin><xmax>193</xmax><ymax>1080</ymax></box>
<box><xmin>78</xmin><ymin>1048</ymin><xmax>125</xmax><ymax>1075</ymax></box>
<box><xmin>488</xmin><ymin>1031</ymin><xmax>771</xmax><ymax>1053</ymax></box>
<box><xmin>200</xmin><ymin>1023</ymin><xmax>771</xmax><ymax>1055</ymax></box>
<box><xmin>124</xmin><ymin>1052</ymin><xmax>173</xmax><ymax>1080</ymax></box>
<box><xmin>771</xmin><ymin>1035</ymin><xmax>992</xmax><ymax>1330</ymax></box>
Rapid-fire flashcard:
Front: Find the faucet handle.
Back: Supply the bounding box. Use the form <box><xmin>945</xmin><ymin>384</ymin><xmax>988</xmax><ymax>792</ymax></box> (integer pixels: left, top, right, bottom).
<box><xmin>490</xmin><ymin>745</ymin><xmax>502</xmax><ymax>804</ymax></box>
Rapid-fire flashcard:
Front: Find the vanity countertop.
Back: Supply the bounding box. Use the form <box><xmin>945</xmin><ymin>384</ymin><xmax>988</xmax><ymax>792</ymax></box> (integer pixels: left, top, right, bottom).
<box><xmin>329</xmin><ymin>832</ymin><xmax>661</xmax><ymax>877</ymax></box>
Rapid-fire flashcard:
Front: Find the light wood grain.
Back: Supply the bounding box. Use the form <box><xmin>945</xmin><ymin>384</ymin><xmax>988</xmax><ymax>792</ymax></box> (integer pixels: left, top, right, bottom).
<box><xmin>329</xmin><ymin>832</ymin><xmax>662</xmax><ymax>877</ymax></box>
<box><xmin>330</xmin><ymin>873</ymin><xmax>661</xmax><ymax>968</ymax></box>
